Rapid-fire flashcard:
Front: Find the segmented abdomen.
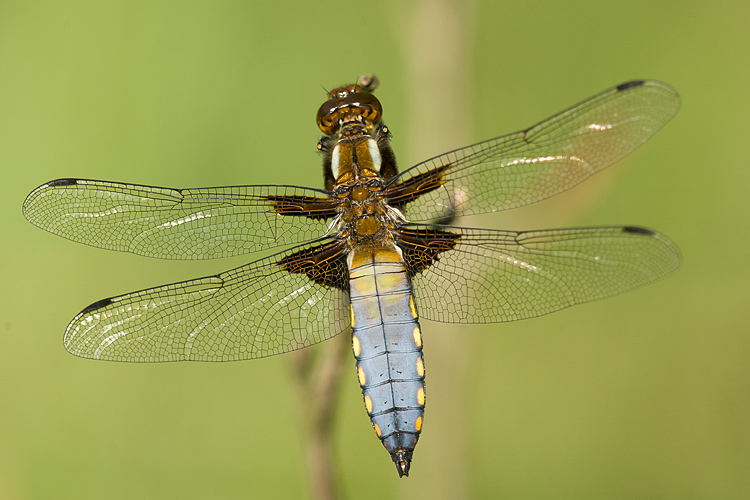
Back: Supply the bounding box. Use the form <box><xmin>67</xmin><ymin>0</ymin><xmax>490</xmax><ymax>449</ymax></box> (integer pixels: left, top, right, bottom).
<box><xmin>348</xmin><ymin>244</ymin><xmax>425</xmax><ymax>476</ymax></box>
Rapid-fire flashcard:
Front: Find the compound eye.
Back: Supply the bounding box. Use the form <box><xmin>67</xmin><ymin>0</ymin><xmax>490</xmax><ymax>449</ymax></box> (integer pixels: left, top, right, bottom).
<box><xmin>316</xmin><ymin>98</ymin><xmax>345</xmax><ymax>135</ymax></box>
<box><xmin>350</xmin><ymin>92</ymin><xmax>382</xmax><ymax>126</ymax></box>
<box><xmin>316</xmin><ymin>91</ymin><xmax>383</xmax><ymax>135</ymax></box>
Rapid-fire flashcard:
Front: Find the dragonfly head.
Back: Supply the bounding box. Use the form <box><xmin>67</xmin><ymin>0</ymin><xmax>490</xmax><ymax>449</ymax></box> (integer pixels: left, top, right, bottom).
<box><xmin>316</xmin><ymin>75</ymin><xmax>382</xmax><ymax>135</ymax></box>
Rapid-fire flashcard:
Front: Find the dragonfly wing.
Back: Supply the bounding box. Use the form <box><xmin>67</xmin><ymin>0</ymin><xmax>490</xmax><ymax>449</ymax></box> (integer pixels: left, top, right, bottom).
<box><xmin>398</xmin><ymin>224</ymin><xmax>681</xmax><ymax>324</ymax></box>
<box><xmin>23</xmin><ymin>179</ymin><xmax>338</xmax><ymax>259</ymax></box>
<box><xmin>63</xmin><ymin>239</ymin><xmax>351</xmax><ymax>361</ymax></box>
<box><xmin>386</xmin><ymin>81</ymin><xmax>680</xmax><ymax>223</ymax></box>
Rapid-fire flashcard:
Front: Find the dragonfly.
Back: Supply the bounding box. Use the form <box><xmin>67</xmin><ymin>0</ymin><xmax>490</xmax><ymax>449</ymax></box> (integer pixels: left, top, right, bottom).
<box><xmin>23</xmin><ymin>75</ymin><xmax>681</xmax><ymax>477</ymax></box>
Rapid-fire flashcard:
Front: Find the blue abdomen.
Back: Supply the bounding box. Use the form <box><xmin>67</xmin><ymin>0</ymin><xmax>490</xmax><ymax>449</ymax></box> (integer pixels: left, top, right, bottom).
<box><xmin>348</xmin><ymin>244</ymin><xmax>425</xmax><ymax>477</ymax></box>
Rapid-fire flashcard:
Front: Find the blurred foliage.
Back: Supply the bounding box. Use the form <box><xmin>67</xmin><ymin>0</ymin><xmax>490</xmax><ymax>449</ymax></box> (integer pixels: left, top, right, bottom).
<box><xmin>1</xmin><ymin>1</ymin><xmax>749</xmax><ymax>499</ymax></box>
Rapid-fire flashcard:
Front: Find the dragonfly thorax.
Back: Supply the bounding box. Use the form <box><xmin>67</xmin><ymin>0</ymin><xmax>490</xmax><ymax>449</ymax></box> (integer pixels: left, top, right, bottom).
<box><xmin>330</xmin><ymin>136</ymin><xmax>383</xmax><ymax>181</ymax></box>
<box><xmin>332</xmin><ymin>165</ymin><xmax>404</xmax><ymax>244</ymax></box>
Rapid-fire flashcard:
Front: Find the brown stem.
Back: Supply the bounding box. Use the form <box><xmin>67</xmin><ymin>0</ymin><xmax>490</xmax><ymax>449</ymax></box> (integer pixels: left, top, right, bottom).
<box><xmin>290</xmin><ymin>333</ymin><xmax>350</xmax><ymax>500</ymax></box>
<box><xmin>392</xmin><ymin>0</ymin><xmax>475</xmax><ymax>496</ymax></box>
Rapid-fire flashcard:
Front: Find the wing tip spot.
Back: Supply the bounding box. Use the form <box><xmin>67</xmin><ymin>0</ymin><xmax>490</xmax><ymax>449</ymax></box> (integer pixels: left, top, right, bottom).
<box><xmin>617</xmin><ymin>80</ymin><xmax>646</xmax><ymax>91</ymax></box>
<box><xmin>47</xmin><ymin>178</ymin><xmax>79</xmax><ymax>187</ymax></box>
<box><xmin>80</xmin><ymin>298</ymin><xmax>114</xmax><ymax>315</ymax></box>
<box><xmin>622</xmin><ymin>226</ymin><xmax>655</xmax><ymax>236</ymax></box>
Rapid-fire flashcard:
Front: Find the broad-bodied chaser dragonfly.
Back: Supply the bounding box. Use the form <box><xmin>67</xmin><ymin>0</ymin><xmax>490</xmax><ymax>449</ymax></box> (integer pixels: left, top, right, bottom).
<box><xmin>23</xmin><ymin>76</ymin><xmax>681</xmax><ymax>477</ymax></box>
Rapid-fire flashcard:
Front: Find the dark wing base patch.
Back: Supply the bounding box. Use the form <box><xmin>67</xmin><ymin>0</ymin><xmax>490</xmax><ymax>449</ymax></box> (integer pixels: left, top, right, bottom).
<box><xmin>278</xmin><ymin>239</ymin><xmax>349</xmax><ymax>291</ymax></box>
<box><xmin>396</xmin><ymin>226</ymin><xmax>460</xmax><ymax>276</ymax></box>
<box><xmin>264</xmin><ymin>195</ymin><xmax>339</xmax><ymax>220</ymax></box>
<box><xmin>384</xmin><ymin>164</ymin><xmax>450</xmax><ymax>209</ymax></box>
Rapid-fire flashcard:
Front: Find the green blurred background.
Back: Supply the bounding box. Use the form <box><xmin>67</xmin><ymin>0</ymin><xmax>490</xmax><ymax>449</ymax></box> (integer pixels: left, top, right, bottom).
<box><xmin>1</xmin><ymin>1</ymin><xmax>748</xmax><ymax>498</ymax></box>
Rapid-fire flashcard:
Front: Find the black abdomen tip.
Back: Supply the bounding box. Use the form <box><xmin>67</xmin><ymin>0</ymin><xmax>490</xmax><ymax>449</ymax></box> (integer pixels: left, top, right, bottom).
<box><xmin>617</xmin><ymin>80</ymin><xmax>646</xmax><ymax>91</ymax></box>
<box><xmin>392</xmin><ymin>449</ymin><xmax>413</xmax><ymax>477</ymax></box>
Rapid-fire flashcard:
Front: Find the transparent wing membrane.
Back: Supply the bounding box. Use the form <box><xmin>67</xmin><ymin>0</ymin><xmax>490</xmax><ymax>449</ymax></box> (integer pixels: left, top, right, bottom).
<box><xmin>63</xmin><ymin>240</ymin><xmax>351</xmax><ymax>362</ymax></box>
<box><xmin>388</xmin><ymin>81</ymin><xmax>680</xmax><ymax>223</ymax></box>
<box><xmin>23</xmin><ymin>179</ymin><xmax>335</xmax><ymax>259</ymax></box>
<box><xmin>408</xmin><ymin>224</ymin><xmax>681</xmax><ymax>323</ymax></box>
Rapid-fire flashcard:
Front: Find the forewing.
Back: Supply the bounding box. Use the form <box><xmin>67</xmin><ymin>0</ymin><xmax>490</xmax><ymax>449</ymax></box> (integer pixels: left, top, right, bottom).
<box><xmin>23</xmin><ymin>179</ymin><xmax>338</xmax><ymax>259</ymax></box>
<box><xmin>63</xmin><ymin>240</ymin><xmax>351</xmax><ymax>361</ymax></box>
<box><xmin>403</xmin><ymin>225</ymin><xmax>681</xmax><ymax>323</ymax></box>
<box><xmin>386</xmin><ymin>81</ymin><xmax>680</xmax><ymax>222</ymax></box>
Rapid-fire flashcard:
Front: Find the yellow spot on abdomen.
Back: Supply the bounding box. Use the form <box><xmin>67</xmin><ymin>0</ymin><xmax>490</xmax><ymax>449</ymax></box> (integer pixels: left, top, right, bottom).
<box><xmin>412</xmin><ymin>325</ymin><xmax>422</xmax><ymax>348</ymax></box>
<box><xmin>350</xmin><ymin>304</ymin><xmax>355</xmax><ymax>328</ymax></box>
<box><xmin>417</xmin><ymin>386</ymin><xmax>425</xmax><ymax>406</ymax></box>
<box><xmin>416</xmin><ymin>357</ymin><xmax>424</xmax><ymax>377</ymax></box>
<box><xmin>374</xmin><ymin>423</ymin><xmax>382</xmax><ymax>437</ymax></box>
<box><xmin>357</xmin><ymin>365</ymin><xmax>366</xmax><ymax>386</ymax></box>
<box><xmin>352</xmin><ymin>334</ymin><xmax>361</xmax><ymax>357</ymax></box>
<box><xmin>409</xmin><ymin>296</ymin><xmax>418</xmax><ymax>319</ymax></box>
<box><xmin>415</xmin><ymin>416</ymin><xmax>422</xmax><ymax>432</ymax></box>
<box><xmin>364</xmin><ymin>395</ymin><xmax>373</xmax><ymax>413</ymax></box>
